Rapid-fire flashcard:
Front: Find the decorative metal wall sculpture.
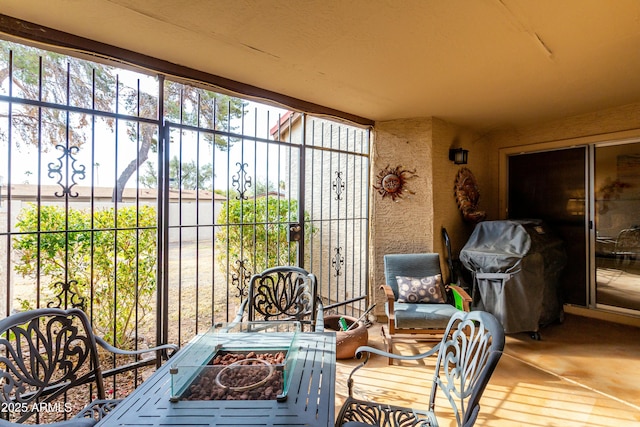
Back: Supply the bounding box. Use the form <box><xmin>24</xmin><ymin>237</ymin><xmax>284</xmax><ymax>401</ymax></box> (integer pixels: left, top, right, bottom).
<box><xmin>454</xmin><ymin>167</ymin><xmax>487</xmax><ymax>223</ymax></box>
<box><xmin>373</xmin><ymin>164</ymin><xmax>417</xmax><ymax>201</ymax></box>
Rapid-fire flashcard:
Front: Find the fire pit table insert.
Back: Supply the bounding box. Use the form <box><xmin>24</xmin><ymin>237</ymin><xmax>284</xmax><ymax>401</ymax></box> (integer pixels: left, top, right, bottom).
<box><xmin>170</xmin><ymin>321</ymin><xmax>300</xmax><ymax>402</ymax></box>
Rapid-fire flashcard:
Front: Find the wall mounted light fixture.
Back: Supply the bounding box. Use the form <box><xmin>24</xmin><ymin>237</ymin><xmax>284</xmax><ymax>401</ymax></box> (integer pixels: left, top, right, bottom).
<box><xmin>449</xmin><ymin>148</ymin><xmax>469</xmax><ymax>165</ymax></box>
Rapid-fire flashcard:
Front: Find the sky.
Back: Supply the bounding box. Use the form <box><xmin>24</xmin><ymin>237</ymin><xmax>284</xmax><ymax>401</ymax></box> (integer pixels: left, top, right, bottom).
<box><xmin>0</xmin><ymin>85</ymin><xmax>289</xmax><ymax>193</ymax></box>
<box><xmin>0</xmin><ymin>39</ymin><xmax>296</xmax><ymax>199</ymax></box>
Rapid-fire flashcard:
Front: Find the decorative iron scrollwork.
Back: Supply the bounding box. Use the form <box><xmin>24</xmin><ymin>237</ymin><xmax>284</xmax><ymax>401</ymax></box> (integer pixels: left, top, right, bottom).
<box><xmin>47</xmin><ymin>280</ymin><xmax>86</xmax><ymax>310</ymax></box>
<box><xmin>232</xmin><ymin>162</ymin><xmax>252</xmax><ymax>200</ymax></box>
<box><xmin>332</xmin><ymin>171</ymin><xmax>345</xmax><ymax>200</ymax></box>
<box><xmin>331</xmin><ymin>247</ymin><xmax>344</xmax><ymax>277</ymax></box>
<box><xmin>253</xmin><ymin>271</ymin><xmax>312</xmax><ymax>321</ymax></box>
<box><xmin>47</xmin><ymin>145</ymin><xmax>86</xmax><ymax>198</ymax></box>
<box><xmin>232</xmin><ymin>259</ymin><xmax>252</xmax><ymax>299</ymax></box>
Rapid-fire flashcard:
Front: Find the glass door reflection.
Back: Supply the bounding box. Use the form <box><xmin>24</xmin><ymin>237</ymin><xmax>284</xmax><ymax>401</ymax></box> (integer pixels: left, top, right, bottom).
<box><xmin>594</xmin><ymin>142</ymin><xmax>640</xmax><ymax>312</ymax></box>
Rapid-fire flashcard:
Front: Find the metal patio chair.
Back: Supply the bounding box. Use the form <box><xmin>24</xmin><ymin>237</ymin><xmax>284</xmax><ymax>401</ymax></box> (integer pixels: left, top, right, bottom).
<box><xmin>614</xmin><ymin>226</ymin><xmax>640</xmax><ymax>268</ymax></box>
<box><xmin>336</xmin><ymin>310</ymin><xmax>505</xmax><ymax>427</ymax></box>
<box><xmin>233</xmin><ymin>266</ymin><xmax>324</xmax><ymax>332</ymax></box>
<box><xmin>381</xmin><ymin>253</ymin><xmax>472</xmax><ymax>362</ymax></box>
<box><xmin>0</xmin><ymin>308</ymin><xmax>178</xmax><ymax>426</ymax></box>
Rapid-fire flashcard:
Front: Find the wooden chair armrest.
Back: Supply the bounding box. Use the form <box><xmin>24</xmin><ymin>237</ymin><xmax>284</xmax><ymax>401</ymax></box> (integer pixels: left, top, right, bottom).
<box><xmin>380</xmin><ymin>284</ymin><xmax>395</xmax><ymax>316</ymax></box>
<box><xmin>380</xmin><ymin>284</ymin><xmax>395</xmax><ymax>301</ymax></box>
<box><xmin>449</xmin><ymin>285</ymin><xmax>472</xmax><ymax>312</ymax></box>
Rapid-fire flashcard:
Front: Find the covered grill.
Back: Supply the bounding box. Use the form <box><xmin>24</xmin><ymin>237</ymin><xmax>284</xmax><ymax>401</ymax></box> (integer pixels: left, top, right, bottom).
<box><xmin>460</xmin><ymin>220</ymin><xmax>566</xmax><ymax>337</ymax></box>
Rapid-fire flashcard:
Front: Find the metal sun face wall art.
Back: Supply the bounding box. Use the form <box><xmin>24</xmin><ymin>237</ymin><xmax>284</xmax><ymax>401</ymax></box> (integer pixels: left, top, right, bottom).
<box><xmin>373</xmin><ymin>165</ymin><xmax>417</xmax><ymax>201</ymax></box>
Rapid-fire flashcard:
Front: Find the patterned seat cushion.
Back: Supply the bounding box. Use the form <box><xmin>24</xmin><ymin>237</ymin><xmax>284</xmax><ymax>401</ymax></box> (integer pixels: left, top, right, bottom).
<box><xmin>386</xmin><ymin>301</ymin><xmax>460</xmax><ymax>329</ymax></box>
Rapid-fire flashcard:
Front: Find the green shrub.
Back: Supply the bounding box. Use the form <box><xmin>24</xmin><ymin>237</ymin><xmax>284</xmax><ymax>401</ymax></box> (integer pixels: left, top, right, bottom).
<box><xmin>216</xmin><ymin>197</ymin><xmax>313</xmax><ymax>296</ymax></box>
<box><xmin>13</xmin><ymin>204</ymin><xmax>157</xmax><ymax>348</ymax></box>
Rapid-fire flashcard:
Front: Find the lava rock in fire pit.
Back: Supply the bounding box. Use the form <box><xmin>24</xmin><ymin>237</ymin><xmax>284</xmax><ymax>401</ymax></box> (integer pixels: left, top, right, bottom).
<box><xmin>181</xmin><ymin>351</ymin><xmax>286</xmax><ymax>401</ymax></box>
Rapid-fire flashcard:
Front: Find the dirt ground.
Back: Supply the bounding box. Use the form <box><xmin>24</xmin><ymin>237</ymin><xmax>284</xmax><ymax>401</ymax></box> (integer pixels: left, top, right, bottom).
<box><xmin>10</xmin><ymin>240</ymin><xmax>234</xmax><ymax>344</ymax></box>
<box><xmin>6</xmin><ymin>240</ymin><xmax>230</xmax><ymax>422</ymax></box>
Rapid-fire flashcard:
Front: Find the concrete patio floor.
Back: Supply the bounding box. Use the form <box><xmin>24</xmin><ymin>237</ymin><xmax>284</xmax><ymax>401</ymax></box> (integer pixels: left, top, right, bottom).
<box><xmin>334</xmin><ymin>313</ymin><xmax>640</xmax><ymax>426</ymax></box>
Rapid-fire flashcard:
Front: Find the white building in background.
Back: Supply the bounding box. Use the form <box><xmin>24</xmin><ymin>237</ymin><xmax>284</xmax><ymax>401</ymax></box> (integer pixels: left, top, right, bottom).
<box><xmin>0</xmin><ymin>184</ymin><xmax>225</xmax><ymax>314</ymax></box>
<box><xmin>2</xmin><ymin>184</ymin><xmax>225</xmax><ymax>243</ymax></box>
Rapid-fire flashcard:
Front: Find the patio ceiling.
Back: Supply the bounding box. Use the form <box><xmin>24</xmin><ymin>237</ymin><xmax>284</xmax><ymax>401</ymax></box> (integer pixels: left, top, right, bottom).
<box><xmin>2</xmin><ymin>0</ymin><xmax>640</xmax><ymax>132</ymax></box>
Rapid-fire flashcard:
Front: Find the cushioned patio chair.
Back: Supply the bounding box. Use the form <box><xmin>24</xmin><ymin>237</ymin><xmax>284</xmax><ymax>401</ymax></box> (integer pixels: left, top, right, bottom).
<box><xmin>336</xmin><ymin>310</ymin><xmax>505</xmax><ymax>427</ymax></box>
<box><xmin>0</xmin><ymin>308</ymin><xmax>178</xmax><ymax>426</ymax></box>
<box><xmin>233</xmin><ymin>266</ymin><xmax>324</xmax><ymax>332</ymax></box>
<box><xmin>381</xmin><ymin>253</ymin><xmax>472</xmax><ymax>362</ymax></box>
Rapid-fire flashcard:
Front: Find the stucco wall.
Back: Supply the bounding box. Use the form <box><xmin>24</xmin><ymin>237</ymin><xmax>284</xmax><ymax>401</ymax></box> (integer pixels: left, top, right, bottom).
<box><xmin>369</xmin><ymin>117</ymin><xmax>486</xmax><ymax>317</ymax></box>
<box><xmin>369</xmin><ymin>118</ymin><xmax>434</xmax><ymax>314</ymax></box>
<box><xmin>369</xmin><ymin>102</ymin><xmax>640</xmax><ymax>321</ymax></box>
<box><xmin>431</xmin><ymin>118</ymin><xmax>488</xmax><ymax>260</ymax></box>
<box><xmin>370</xmin><ymin>119</ymin><xmax>433</xmax><ymax>249</ymax></box>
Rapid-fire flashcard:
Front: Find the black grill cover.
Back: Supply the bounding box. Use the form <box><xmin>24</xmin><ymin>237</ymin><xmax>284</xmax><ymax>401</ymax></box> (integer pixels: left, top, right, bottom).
<box><xmin>460</xmin><ymin>220</ymin><xmax>566</xmax><ymax>334</ymax></box>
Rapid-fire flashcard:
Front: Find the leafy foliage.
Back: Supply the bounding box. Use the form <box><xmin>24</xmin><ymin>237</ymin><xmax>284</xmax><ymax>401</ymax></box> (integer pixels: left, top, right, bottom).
<box><xmin>163</xmin><ymin>82</ymin><xmax>246</xmax><ymax>150</ymax></box>
<box><xmin>13</xmin><ymin>204</ymin><xmax>157</xmax><ymax>348</ymax></box>
<box><xmin>140</xmin><ymin>155</ymin><xmax>214</xmax><ymax>190</ymax></box>
<box><xmin>1</xmin><ymin>40</ymin><xmax>244</xmax><ymax>200</ymax></box>
<box><xmin>215</xmin><ymin>196</ymin><xmax>313</xmax><ymax>296</ymax></box>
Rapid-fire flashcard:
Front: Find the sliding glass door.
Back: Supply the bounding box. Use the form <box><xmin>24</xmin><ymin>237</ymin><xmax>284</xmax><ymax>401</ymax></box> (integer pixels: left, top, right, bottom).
<box><xmin>594</xmin><ymin>142</ymin><xmax>640</xmax><ymax>313</ymax></box>
<box><xmin>508</xmin><ymin>147</ymin><xmax>587</xmax><ymax>307</ymax></box>
<box><xmin>508</xmin><ymin>141</ymin><xmax>640</xmax><ymax>315</ymax></box>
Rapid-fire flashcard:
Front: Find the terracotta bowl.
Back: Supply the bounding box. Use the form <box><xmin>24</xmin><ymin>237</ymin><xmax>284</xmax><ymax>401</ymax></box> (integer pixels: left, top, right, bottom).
<box><xmin>324</xmin><ymin>315</ymin><xmax>369</xmax><ymax>359</ymax></box>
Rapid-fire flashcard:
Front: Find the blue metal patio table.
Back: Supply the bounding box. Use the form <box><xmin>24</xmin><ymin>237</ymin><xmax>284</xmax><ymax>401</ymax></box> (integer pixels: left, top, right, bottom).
<box><xmin>94</xmin><ymin>326</ymin><xmax>337</xmax><ymax>427</ymax></box>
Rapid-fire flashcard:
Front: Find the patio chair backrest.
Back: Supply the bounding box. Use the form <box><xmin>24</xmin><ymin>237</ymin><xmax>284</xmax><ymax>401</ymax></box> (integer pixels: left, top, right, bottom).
<box><xmin>246</xmin><ymin>266</ymin><xmax>319</xmax><ymax>331</ymax></box>
<box><xmin>384</xmin><ymin>253</ymin><xmax>442</xmax><ymax>300</ymax></box>
<box><xmin>335</xmin><ymin>310</ymin><xmax>504</xmax><ymax>427</ymax></box>
<box><xmin>615</xmin><ymin>227</ymin><xmax>640</xmax><ymax>253</ymax></box>
<box><xmin>430</xmin><ymin>310</ymin><xmax>506</xmax><ymax>427</ymax></box>
<box><xmin>0</xmin><ymin>308</ymin><xmax>105</xmax><ymax>424</ymax></box>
